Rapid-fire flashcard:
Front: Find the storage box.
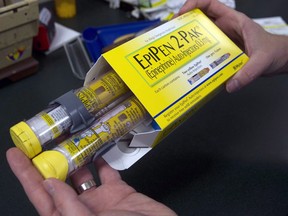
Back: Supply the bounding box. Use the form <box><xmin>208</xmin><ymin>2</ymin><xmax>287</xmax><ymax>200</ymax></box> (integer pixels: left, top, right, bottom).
<box><xmin>0</xmin><ymin>0</ymin><xmax>38</xmax><ymax>70</ymax></box>
<box><xmin>84</xmin><ymin>9</ymin><xmax>249</xmax><ymax>170</ymax></box>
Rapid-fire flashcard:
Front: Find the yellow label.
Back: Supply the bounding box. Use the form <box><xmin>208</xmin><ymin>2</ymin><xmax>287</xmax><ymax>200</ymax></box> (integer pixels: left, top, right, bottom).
<box><xmin>75</xmin><ymin>70</ymin><xmax>129</xmax><ymax>114</ymax></box>
<box><xmin>103</xmin><ymin>9</ymin><xmax>249</xmax><ymax>130</ymax></box>
<box><xmin>59</xmin><ymin>96</ymin><xmax>147</xmax><ymax>167</ymax></box>
<box><xmin>40</xmin><ymin>112</ymin><xmax>60</xmax><ymax>137</ymax></box>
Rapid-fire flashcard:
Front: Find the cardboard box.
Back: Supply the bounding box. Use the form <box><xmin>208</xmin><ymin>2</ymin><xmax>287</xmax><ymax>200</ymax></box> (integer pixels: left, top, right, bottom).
<box><xmin>84</xmin><ymin>9</ymin><xmax>249</xmax><ymax>170</ymax></box>
<box><xmin>0</xmin><ymin>0</ymin><xmax>38</xmax><ymax>70</ymax></box>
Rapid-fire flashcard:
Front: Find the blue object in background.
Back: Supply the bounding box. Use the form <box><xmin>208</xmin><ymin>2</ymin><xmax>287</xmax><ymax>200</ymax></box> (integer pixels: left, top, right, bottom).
<box><xmin>82</xmin><ymin>19</ymin><xmax>161</xmax><ymax>62</ymax></box>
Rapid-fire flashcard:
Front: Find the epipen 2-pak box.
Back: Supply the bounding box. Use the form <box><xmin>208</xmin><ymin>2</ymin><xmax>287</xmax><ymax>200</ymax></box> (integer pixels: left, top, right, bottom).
<box><xmin>84</xmin><ymin>8</ymin><xmax>249</xmax><ymax>170</ymax></box>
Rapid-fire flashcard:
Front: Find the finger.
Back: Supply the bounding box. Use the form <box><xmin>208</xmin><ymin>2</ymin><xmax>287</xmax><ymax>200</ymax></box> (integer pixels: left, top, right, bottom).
<box><xmin>226</xmin><ymin>53</ymin><xmax>271</xmax><ymax>93</ymax></box>
<box><xmin>177</xmin><ymin>0</ymin><xmax>243</xmax><ymax>41</ymax></box>
<box><xmin>70</xmin><ymin>166</ymin><xmax>96</xmax><ymax>194</ymax></box>
<box><xmin>6</xmin><ymin>147</ymin><xmax>55</xmax><ymax>216</ymax></box>
<box><xmin>178</xmin><ymin>0</ymin><xmax>226</xmax><ymax>17</ymax></box>
<box><xmin>94</xmin><ymin>157</ymin><xmax>122</xmax><ymax>184</ymax></box>
<box><xmin>43</xmin><ymin>178</ymin><xmax>93</xmax><ymax>216</ymax></box>
<box><xmin>178</xmin><ymin>0</ymin><xmax>197</xmax><ymax>15</ymax></box>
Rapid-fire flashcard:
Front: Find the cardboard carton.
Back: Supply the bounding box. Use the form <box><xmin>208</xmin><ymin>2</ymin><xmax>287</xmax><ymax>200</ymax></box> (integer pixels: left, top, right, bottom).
<box><xmin>84</xmin><ymin>9</ymin><xmax>249</xmax><ymax>170</ymax></box>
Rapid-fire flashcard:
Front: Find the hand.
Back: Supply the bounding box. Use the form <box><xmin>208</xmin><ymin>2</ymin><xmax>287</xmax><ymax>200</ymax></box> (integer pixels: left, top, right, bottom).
<box><xmin>6</xmin><ymin>147</ymin><xmax>176</xmax><ymax>216</ymax></box>
<box><xmin>178</xmin><ymin>0</ymin><xmax>288</xmax><ymax>92</ymax></box>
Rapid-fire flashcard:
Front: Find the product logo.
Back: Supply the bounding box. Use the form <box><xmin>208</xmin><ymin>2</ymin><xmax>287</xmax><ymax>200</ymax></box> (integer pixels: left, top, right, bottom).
<box><xmin>6</xmin><ymin>46</ymin><xmax>26</xmax><ymax>61</ymax></box>
<box><xmin>126</xmin><ymin>20</ymin><xmax>219</xmax><ymax>86</ymax></box>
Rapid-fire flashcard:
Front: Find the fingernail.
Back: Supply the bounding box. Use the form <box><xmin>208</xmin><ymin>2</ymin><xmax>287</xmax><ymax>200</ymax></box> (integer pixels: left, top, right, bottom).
<box><xmin>43</xmin><ymin>180</ymin><xmax>55</xmax><ymax>196</ymax></box>
<box><xmin>226</xmin><ymin>78</ymin><xmax>241</xmax><ymax>93</ymax></box>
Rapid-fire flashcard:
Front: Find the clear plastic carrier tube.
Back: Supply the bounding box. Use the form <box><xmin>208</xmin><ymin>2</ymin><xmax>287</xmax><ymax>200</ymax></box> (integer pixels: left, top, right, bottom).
<box><xmin>32</xmin><ymin>96</ymin><xmax>149</xmax><ymax>181</ymax></box>
<box><xmin>10</xmin><ymin>70</ymin><xmax>130</xmax><ymax>159</ymax></box>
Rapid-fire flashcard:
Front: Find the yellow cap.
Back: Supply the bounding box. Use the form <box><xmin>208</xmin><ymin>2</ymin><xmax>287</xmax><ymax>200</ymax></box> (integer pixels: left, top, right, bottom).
<box><xmin>10</xmin><ymin>121</ymin><xmax>42</xmax><ymax>159</ymax></box>
<box><xmin>32</xmin><ymin>150</ymin><xmax>69</xmax><ymax>181</ymax></box>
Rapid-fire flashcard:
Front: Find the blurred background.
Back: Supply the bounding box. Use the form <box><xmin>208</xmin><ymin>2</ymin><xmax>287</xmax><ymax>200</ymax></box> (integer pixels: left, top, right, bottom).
<box><xmin>0</xmin><ymin>0</ymin><xmax>288</xmax><ymax>215</ymax></box>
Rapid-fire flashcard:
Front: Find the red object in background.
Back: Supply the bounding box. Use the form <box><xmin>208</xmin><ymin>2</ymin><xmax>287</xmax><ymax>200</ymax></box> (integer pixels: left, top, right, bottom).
<box><xmin>33</xmin><ymin>7</ymin><xmax>56</xmax><ymax>52</ymax></box>
<box><xmin>33</xmin><ymin>24</ymin><xmax>51</xmax><ymax>51</ymax></box>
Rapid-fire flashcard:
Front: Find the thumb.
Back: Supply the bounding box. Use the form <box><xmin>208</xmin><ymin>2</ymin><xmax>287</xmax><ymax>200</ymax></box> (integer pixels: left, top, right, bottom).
<box><xmin>43</xmin><ymin>178</ymin><xmax>93</xmax><ymax>216</ymax></box>
<box><xmin>226</xmin><ymin>53</ymin><xmax>271</xmax><ymax>93</ymax></box>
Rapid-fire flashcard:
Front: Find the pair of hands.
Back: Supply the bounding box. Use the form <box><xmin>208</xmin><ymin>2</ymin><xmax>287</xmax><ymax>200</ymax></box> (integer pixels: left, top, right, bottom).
<box><xmin>7</xmin><ymin>0</ymin><xmax>288</xmax><ymax>215</ymax></box>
